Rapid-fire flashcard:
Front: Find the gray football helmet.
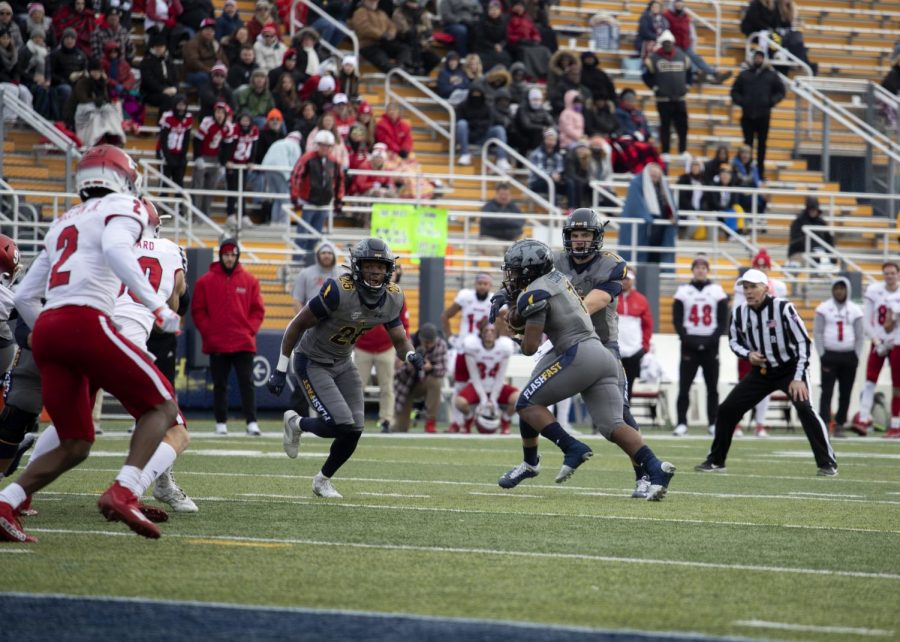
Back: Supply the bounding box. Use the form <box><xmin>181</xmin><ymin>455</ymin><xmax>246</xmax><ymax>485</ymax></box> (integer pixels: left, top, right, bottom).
<box><xmin>501</xmin><ymin>239</ymin><xmax>554</xmax><ymax>293</ymax></box>
<box><xmin>350</xmin><ymin>237</ymin><xmax>395</xmax><ymax>300</ymax></box>
<box><xmin>563</xmin><ymin>208</ymin><xmax>607</xmax><ymax>258</ymax></box>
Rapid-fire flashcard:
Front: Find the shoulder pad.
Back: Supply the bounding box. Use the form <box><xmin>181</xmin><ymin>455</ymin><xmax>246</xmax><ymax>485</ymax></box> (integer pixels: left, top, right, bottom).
<box><xmin>319</xmin><ymin>279</ymin><xmax>342</xmax><ymax>311</ymax></box>
<box><xmin>517</xmin><ymin>289</ymin><xmax>551</xmax><ymax>318</ymax></box>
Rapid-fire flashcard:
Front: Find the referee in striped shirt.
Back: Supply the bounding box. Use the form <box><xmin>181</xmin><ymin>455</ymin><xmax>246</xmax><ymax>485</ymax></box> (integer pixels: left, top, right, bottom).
<box><xmin>695</xmin><ymin>269</ymin><xmax>838</xmax><ymax>476</ymax></box>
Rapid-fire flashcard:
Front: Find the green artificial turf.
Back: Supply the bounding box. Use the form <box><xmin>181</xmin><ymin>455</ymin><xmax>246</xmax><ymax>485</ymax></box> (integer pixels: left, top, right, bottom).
<box><xmin>5</xmin><ymin>421</ymin><xmax>900</xmax><ymax>641</ymax></box>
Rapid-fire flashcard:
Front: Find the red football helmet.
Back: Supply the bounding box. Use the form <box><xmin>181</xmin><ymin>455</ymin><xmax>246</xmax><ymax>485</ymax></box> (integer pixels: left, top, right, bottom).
<box><xmin>76</xmin><ymin>144</ymin><xmax>142</xmax><ymax>199</ymax></box>
<box><xmin>0</xmin><ymin>234</ymin><xmax>21</xmax><ymax>287</ymax></box>
<box><xmin>141</xmin><ymin>197</ymin><xmax>161</xmax><ymax>237</ymax></box>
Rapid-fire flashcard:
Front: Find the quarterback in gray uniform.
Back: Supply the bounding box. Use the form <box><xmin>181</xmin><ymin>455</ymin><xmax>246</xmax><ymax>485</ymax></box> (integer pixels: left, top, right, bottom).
<box><xmin>491</xmin><ymin>239</ymin><xmax>676</xmax><ymax>500</ymax></box>
<box><xmin>267</xmin><ymin>238</ymin><xmax>423</xmax><ymax>498</ymax></box>
<box><xmin>553</xmin><ymin>208</ymin><xmax>650</xmax><ymax>497</ymax></box>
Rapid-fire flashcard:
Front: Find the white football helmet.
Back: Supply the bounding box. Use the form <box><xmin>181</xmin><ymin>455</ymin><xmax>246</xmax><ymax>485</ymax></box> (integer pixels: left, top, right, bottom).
<box><xmin>76</xmin><ymin>144</ymin><xmax>142</xmax><ymax>200</ymax></box>
<box><xmin>475</xmin><ymin>403</ymin><xmax>501</xmax><ymax>434</ymax></box>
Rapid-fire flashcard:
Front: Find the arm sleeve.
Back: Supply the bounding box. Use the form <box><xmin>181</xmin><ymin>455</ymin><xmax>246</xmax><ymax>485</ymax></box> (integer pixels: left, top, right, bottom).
<box><xmin>13</xmin><ymin>250</ymin><xmax>51</xmax><ymax>329</ymax></box>
<box><xmin>673</xmin><ymin>298</ymin><xmax>685</xmax><ymax>339</ymax></box>
<box><xmin>102</xmin><ymin>216</ymin><xmax>166</xmax><ymax>312</ymax></box>
<box><xmin>729</xmin><ymin>307</ymin><xmax>751</xmax><ymax>359</ymax></box>
<box><xmin>783</xmin><ymin>302</ymin><xmax>812</xmax><ymax>380</ymax></box>
<box><xmin>854</xmin><ymin>317</ymin><xmax>865</xmax><ymax>358</ymax></box>
<box><xmin>716</xmin><ymin>298</ymin><xmax>729</xmax><ymax>338</ymax></box>
<box><xmin>641</xmin><ymin>297</ymin><xmax>653</xmax><ymax>353</ymax></box>
<box><xmin>465</xmin><ymin>353</ymin><xmax>485</xmax><ymax>399</ymax></box>
<box><xmin>813</xmin><ymin>313</ymin><xmax>826</xmax><ymax>357</ymax></box>
<box><xmin>862</xmin><ymin>298</ymin><xmax>875</xmax><ymax>339</ymax></box>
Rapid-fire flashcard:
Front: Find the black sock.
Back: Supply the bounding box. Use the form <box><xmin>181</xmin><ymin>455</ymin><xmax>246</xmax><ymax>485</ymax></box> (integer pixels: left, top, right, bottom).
<box><xmin>633</xmin><ymin>464</ymin><xmax>645</xmax><ymax>481</ymax></box>
<box><xmin>321</xmin><ymin>431</ymin><xmax>362</xmax><ymax>478</ymax></box>
<box><xmin>633</xmin><ymin>445</ymin><xmax>661</xmax><ymax>475</ymax></box>
<box><xmin>540</xmin><ymin>422</ymin><xmax>576</xmax><ymax>451</ymax></box>
<box><xmin>523</xmin><ymin>446</ymin><xmax>539</xmax><ymax>466</ymax></box>
<box><xmin>300</xmin><ymin>417</ymin><xmax>338</xmax><ymax>438</ymax></box>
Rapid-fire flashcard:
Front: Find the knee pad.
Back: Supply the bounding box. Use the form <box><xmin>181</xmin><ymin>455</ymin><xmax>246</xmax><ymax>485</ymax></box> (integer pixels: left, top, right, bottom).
<box><xmin>0</xmin><ymin>405</ymin><xmax>40</xmax><ymax>458</ymax></box>
<box><xmin>519</xmin><ymin>420</ymin><xmax>539</xmax><ymax>440</ymax></box>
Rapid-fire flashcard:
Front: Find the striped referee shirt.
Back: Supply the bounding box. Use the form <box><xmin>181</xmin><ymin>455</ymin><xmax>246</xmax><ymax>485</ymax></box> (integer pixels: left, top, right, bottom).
<box><xmin>730</xmin><ymin>296</ymin><xmax>812</xmax><ymax>381</ymax></box>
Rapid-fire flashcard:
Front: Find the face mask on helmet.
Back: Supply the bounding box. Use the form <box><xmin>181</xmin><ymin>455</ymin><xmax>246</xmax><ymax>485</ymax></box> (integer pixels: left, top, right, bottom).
<box><xmin>351</xmin><ymin>238</ymin><xmax>395</xmax><ymax>301</ymax></box>
<box><xmin>501</xmin><ymin>240</ymin><xmax>553</xmax><ymax>295</ymax></box>
<box><xmin>475</xmin><ymin>403</ymin><xmax>501</xmax><ymax>433</ymax></box>
<box><xmin>563</xmin><ymin>209</ymin><xmax>606</xmax><ymax>258</ymax></box>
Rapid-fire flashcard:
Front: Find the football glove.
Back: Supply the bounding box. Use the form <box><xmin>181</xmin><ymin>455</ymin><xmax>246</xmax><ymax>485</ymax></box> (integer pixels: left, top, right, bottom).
<box><xmin>267</xmin><ymin>369</ymin><xmax>287</xmax><ymax>395</ymax></box>
<box><xmin>154</xmin><ymin>307</ymin><xmax>181</xmax><ymax>334</ymax></box>
<box><xmin>406</xmin><ymin>350</ymin><xmax>424</xmax><ymax>373</ymax></box>
<box><xmin>489</xmin><ymin>291</ymin><xmax>508</xmax><ymax>324</ymax></box>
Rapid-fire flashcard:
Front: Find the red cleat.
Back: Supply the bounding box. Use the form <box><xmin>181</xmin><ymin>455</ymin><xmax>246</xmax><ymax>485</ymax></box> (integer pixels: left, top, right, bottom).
<box><xmin>850</xmin><ymin>413</ymin><xmax>871</xmax><ymax>436</ymax></box>
<box><xmin>883</xmin><ymin>427</ymin><xmax>900</xmax><ymax>439</ymax></box>
<box><xmin>424</xmin><ymin>419</ymin><xmax>437</xmax><ymax>434</ymax></box>
<box><xmin>0</xmin><ymin>501</ymin><xmax>37</xmax><ymax>543</ymax></box>
<box><xmin>463</xmin><ymin>417</ymin><xmax>474</xmax><ymax>433</ymax></box>
<box><xmin>445</xmin><ymin>422</ymin><xmax>460</xmax><ymax>434</ymax></box>
<box><xmin>97</xmin><ymin>482</ymin><xmax>161</xmax><ymax>539</ymax></box>
<box><xmin>138</xmin><ymin>503</ymin><xmax>169</xmax><ymax>523</ymax></box>
<box><xmin>500</xmin><ymin>418</ymin><xmax>511</xmax><ymax>434</ymax></box>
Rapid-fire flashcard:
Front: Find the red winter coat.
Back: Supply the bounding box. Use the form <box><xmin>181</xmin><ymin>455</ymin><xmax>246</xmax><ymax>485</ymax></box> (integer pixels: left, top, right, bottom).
<box><xmin>506</xmin><ymin>14</ymin><xmax>540</xmax><ymax>46</ymax></box>
<box><xmin>192</xmin><ymin>262</ymin><xmax>265</xmax><ymax>354</ymax></box>
<box><xmin>356</xmin><ymin>300</ymin><xmax>410</xmax><ymax>352</ymax></box>
<box><xmin>663</xmin><ymin>10</ymin><xmax>692</xmax><ymax>51</ymax></box>
<box><xmin>616</xmin><ymin>288</ymin><xmax>653</xmax><ymax>354</ymax></box>
<box><xmin>374</xmin><ymin>113</ymin><xmax>413</xmax><ymax>155</ymax></box>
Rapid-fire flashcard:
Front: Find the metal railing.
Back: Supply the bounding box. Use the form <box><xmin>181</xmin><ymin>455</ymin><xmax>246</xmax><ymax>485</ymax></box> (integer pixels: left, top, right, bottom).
<box><xmin>686</xmin><ymin>0</ymin><xmax>721</xmax><ymax>68</ymax></box>
<box><xmin>385</xmin><ymin>68</ymin><xmax>455</xmax><ymax>178</ymax></box>
<box><xmin>745</xmin><ymin>31</ymin><xmax>813</xmax><ymax>78</ymax></box>
<box><xmin>480</xmin><ymin>138</ymin><xmax>560</xmax><ymax>215</ymax></box>
<box><xmin>289</xmin><ymin>0</ymin><xmax>359</xmax><ymax>63</ymax></box>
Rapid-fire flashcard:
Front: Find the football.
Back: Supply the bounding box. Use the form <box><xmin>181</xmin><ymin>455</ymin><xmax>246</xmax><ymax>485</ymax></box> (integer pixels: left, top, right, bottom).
<box><xmin>507</xmin><ymin>309</ymin><xmax>526</xmax><ymax>333</ymax></box>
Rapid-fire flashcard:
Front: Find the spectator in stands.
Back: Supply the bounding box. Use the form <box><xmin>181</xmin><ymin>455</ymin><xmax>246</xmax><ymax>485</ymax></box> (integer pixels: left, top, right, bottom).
<box><xmin>308</xmin><ymin>0</ymin><xmax>352</xmax><ymax>48</ymax></box>
<box><xmin>374</xmin><ymin>101</ymin><xmax>413</xmax><ymax>158</ymax></box>
<box><xmin>703</xmin><ymin>145</ymin><xmax>730</xmax><ymax>182</ymax></box>
<box><xmin>702</xmin><ymin>163</ymin><xmax>742</xmax><ymax>232</ymax></box>
<box><xmin>290</xmin><ymin>129</ymin><xmax>344</xmax><ymax>254</ymax></box>
<box><xmin>742</xmin><ymin>0</ymin><xmax>815</xmax><ymax>74</ymax></box>
<box><xmin>183</xmin><ymin>18</ymin><xmax>226</xmax><ymax>91</ymax></box>
<box><xmin>310</xmin><ymin>73</ymin><xmax>335</xmax><ymax>113</ymax></box>
<box><xmin>256</xmin><ymin>108</ymin><xmax>284</xmax><ymax>160</ymax></box>
<box><xmin>455</xmin><ymin>85</ymin><xmax>510</xmax><ymax>169</ymax></box>
<box><xmin>350</xmin><ymin>0</ymin><xmax>413</xmax><ymax>73</ymax></box>
<box><xmin>635</xmin><ymin>0</ymin><xmax>669</xmax><ymax>58</ymax></box>
<box><xmin>228</xmin><ymin>45</ymin><xmax>256</xmax><ymax>89</ymax></box>
<box><xmin>258</xmin><ymin>129</ymin><xmax>301</xmax><ymax>223</ymax></box>
<box><xmin>740</xmin><ymin>0</ymin><xmax>778</xmax><ymax>35</ymax></box>
<box><xmin>179</xmin><ymin>0</ymin><xmax>214</xmax><ymax>34</ymax></box>
<box><xmin>480</xmin><ymin>181</ymin><xmax>523</xmax><ymax>242</ymax></box>
<box><xmin>548</xmin><ymin>50</ymin><xmax>576</xmax><ymax>97</ymax></box>
<box><xmin>643</xmin><ymin>29</ymin><xmax>690</xmax><ymax>155</ymax></box>
<box><xmin>23</xmin><ymin>27</ymin><xmax>51</xmax><ymax>117</ymax></box>
<box><xmin>393</xmin><ymin>0</ymin><xmax>440</xmax><ymax>76</ymax></box>
<box><xmin>296</xmin><ymin>100</ymin><xmax>318</xmax><ymax>143</ymax></box>
<box><xmin>236</xmin><ymin>68</ymin><xmax>275</xmax><ymax>128</ymax></box>
<box><xmin>563</xmin><ymin>138</ymin><xmax>612</xmax><ymax>209</ymax></box>
<box><xmin>463</xmin><ymin>52</ymin><xmax>483</xmax><ymax>86</ymax></box>
<box><xmin>731</xmin><ymin>49</ymin><xmax>784</xmax><ymax>180</ymax></box>
<box><xmin>549</xmin><ymin>54</ymin><xmax>590</xmax><ymax>116</ymax></box>
<box><xmin>580</xmin><ymin>51</ymin><xmax>616</xmax><ymax>105</ymax></box>
<box><xmin>619</xmin><ymin>162</ymin><xmax>679</xmax><ymax>268</ymax></box>
<box><xmin>273</xmin><ymin>73</ymin><xmax>301</xmax><ymax>130</ymax></box>
<box><xmin>139</xmin><ymin>32</ymin><xmax>178</xmax><ymax>113</ymax></box>
<box><xmin>66</xmin><ymin>57</ymin><xmax>126</xmax><ymax>145</ymax></box>
<box><xmin>527</xmin><ymin>127</ymin><xmax>563</xmax><ymax>196</ymax></box>
<box><xmin>337</xmin><ymin>55</ymin><xmax>359</xmax><ymax>101</ymax></box>
<box><xmin>515</xmin><ymin>87</ymin><xmax>553</xmax><ymax>153</ymax></box>
<box><xmin>0</xmin><ymin>25</ymin><xmax>32</xmax><ymax>112</ymax></box>
<box><xmin>145</xmin><ymin>0</ymin><xmax>188</xmax><ymax>56</ymax></box>
<box><xmin>49</xmin><ymin>27</ymin><xmax>85</xmax><ymax>115</ymax></box>
<box><xmin>355</xmin><ymin>99</ymin><xmax>375</xmax><ymax>145</ymax></box>
<box><xmin>350</xmin><ymin>144</ymin><xmax>399</xmax><ymax>198</ymax></box>
<box><xmin>158</xmin><ymin>94</ymin><xmax>192</xmax><ymax>187</ymax></box>
<box><xmin>731</xmin><ymin>144</ymin><xmax>766</xmax><ymax>214</ymax></box>
<box><xmin>102</xmin><ymin>40</ymin><xmax>141</xmax><ymax>129</ymax></box>
<box><xmin>508</xmin><ymin>62</ymin><xmax>529</xmax><ymax>106</ymax></box>
<box><xmin>437</xmin><ymin>51</ymin><xmax>469</xmax><ymax>101</ymax></box>
<box><xmin>478</xmin><ymin>64</ymin><xmax>511</xmax><ymax>107</ymax></box>
<box><xmin>22</xmin><ymin>3</ymin><xmax>51</xmax><ymax>48</ymax></box>
<box><xmin>617</xmin><ymin>269</ymin><xmax>653</xmax><ymax>398</ymax></box>
<box><xmin>246</xmin><ymin>0</ymin><xmax>280</xmax><ymax>42</ymax></box>
<box><xmin>90</xmin><ymin>7</ymin><xmax>132</xmax><ymax>63</ymax></box>
<box><xmin>676</xmin><ymin>158</ymin><xmax>705</xmax><ymax>212</ymax></box>
<box><xmin>224</xmin><ymin>110</ymin><xmax>259</xmax><ymax>225</ymax></box>
<box><xmin>307</xmin><ymin>112</ymin><xmax>348</xmax><ymax>166</ymax></box>
<box><xmin>664</xmin><ymin>0</ymin><xmax>731</xmax><ymax>84</ymax></box>
<box><xmin>788</xmin><ymin>196</ymin><xmax>833</xmax><ymax>263</ymax></box>
<box><xmin>506</xmin><ymin>0</ymin><xmax>549</xmax><ymax>79</ymax></box>
<box><xmin>200</xmin><ymin>62</ymin><xmax>236</xmax><ymax>120</ymax></box>
<box><xmin>215</xmin><ymin>0</ymin><xmax>243</xmax><ymax>40</ymax></box>
<box><xmin>558</xmin><ymin>89</ymin><xmax>585</xmax><ymax>149</ymax></box>
<box><xmin>345</xmin><ymin>124</ymin><xmax>370</xmax><ymax>172</ymax></box>
<box><xmin>192</xmin><ymin>238</ymin><xmax>266</xmax><ymax>437</ymax></box>
<box><xmin>438</xmin><ymin>0</ymin><xmax>481</xmax><ymax>57</ymax></box>
<box><xmin>53</xmin><ymin>0</ymin><xmax>93</xmax><ymax>56</ymax></box>
<box><xmin>193</xmin><ymin>101</ymin><xmax>232</xmax><ymax>215</ymax></box>
<box><xmin>267</xmin><ymin>48</ymin><xmax>297</xmax><ymax>90</ymax></box>
<box><xmin>292</xmin><ymin>27</ymin><xmax>318</xmax><ymax>82</ymax></box>
<box><xmin>332</xmin><ymin>93</ymin><xmax>356</xmax><ymax>139</ymax></box>
<box><xmin>253</xmin><ymin>23</ymin><xmax>286</xmax><ymax>75</ymax></box>
<box><xmin>393</xmin><ymin>323</ymin><xmax>447</xmax><ymax>433</ymax></box>
<box><xmin>883</xmin><ymin>47</ymin><xmax>900</xmax><ymax>95</ymax></box>
<box><xmin>223</xmin><ymin>24</ymin><xmax>250</xmax><ymax>65</ymax></box>
<box><xmin>356</xmin><ymin>265</ymin><xmax>409</xmax><ymax>434</ymax></box>
<box><xmin>474</xmin><ymin>0</ymin><xmax>511</xmax><ymax>72</ymax></box>
<box><xmin>585</xmin><ymin>95</ymin><xmax>619</xmax><ymax>137</ymax></box>
<box><xmin>615</xmin><ymin>88</ymin><xmax>651</xmax><ymax>140</ymax></box>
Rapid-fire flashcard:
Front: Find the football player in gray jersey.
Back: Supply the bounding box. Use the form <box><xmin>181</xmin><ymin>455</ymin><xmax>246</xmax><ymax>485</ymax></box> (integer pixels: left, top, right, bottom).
<box><xmin>267</xmin><ymin>238</ymin><xmax>423</xmax><ymax>498</ymax></box>
<box><xmin>491</xmin><ymin>239</ymin><xmax>676</xmax><ymax>500</ymax></box>
<box><xmin>553</xmin><ymin>208</ymin><xmax>650</xmax><ymax>497</ymax></box>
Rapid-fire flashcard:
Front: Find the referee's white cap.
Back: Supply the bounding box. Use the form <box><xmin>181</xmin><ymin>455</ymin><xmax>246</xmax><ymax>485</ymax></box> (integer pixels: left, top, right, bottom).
<box><xmin>737</xmin><ymin>269</ymin><xmax>768</xmax><ymax>286</ymax></box>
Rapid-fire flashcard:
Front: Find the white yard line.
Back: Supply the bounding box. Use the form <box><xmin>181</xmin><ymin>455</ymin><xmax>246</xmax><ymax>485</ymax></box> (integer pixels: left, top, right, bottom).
<box><xmin>24</xmin><ymin>528</ymin><xmax>900</xmax><ymax>581</ymax></box>
<box><xmin>734</xmin><ymin>619</ymin><xmax>894</xmax><ymax>637</ymax></box>
<box><xmin>0</xmin><ymin>550</ymin><xmax>32</xmax><ymax>554</ymax></box>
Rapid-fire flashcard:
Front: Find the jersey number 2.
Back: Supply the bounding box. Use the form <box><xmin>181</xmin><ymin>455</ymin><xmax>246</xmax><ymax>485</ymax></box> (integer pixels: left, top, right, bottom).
<box><xmin>48</xmin><ymin>225</ymin><xmax>78</xmax><ymax>289</ymax></box>
<box><xmin>120</xmin><ymin>256</ymin><xmax>163</xmax><ymax>300</ymax></box>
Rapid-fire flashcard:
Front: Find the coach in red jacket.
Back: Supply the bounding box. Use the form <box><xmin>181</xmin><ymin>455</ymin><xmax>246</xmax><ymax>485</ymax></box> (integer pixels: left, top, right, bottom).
<box><xmin>616</xmin><ymin>268</ymin><xmax>653</xmax><ymax>398</ymax></box>
<box><xmin>192</xmin><ymin>238</ymin><xmax>266</xmax><ymax>436</ymax></box>
<box><xmin>290</xmin><ymin>130</ymin><xmax>344</xmax><ymax>259</ymax></box>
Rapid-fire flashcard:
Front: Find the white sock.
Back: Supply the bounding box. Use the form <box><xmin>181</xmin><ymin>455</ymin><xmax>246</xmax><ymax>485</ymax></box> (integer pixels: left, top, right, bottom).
<box><xmin>23</xmin><ymin>425</ymin><xmax>60</xmax><ymax>469</ymax></box>
<box><xmin>859</xmin><ymin>381</ymin><xmax>876</xmax><ymax>421</ymax></box>
<box><xmin>115</xmin><ymin>465</ymin><xmax>143</xmax><ymax>496</ymax></box>
<box><xmin>136</xmin><ymin>443</ymin><xmax>177</xmax><ymax>497</ymax></box>
<box><xmin>755</xmin><ymin>397</ymin><xmax>770</xmax><ymax>426</ymax></box>
<box><xmin>449</xmin><ymin>383</ymin><xmax>465</xmax><ymax>425</ymax></box>
<box><xmin>0</xmin><ymin>482</ymin><xmax>26</xmax><ymax>509</ymax></box>
<box><xmin>556</xmin><ymin>397</ymin><xmax>572</xmax><ymax>430</ymax></box>
<box><xmin>891</xmin><ymin>416</ymin><xmax>900</xmax><ymax>429</ymax></box>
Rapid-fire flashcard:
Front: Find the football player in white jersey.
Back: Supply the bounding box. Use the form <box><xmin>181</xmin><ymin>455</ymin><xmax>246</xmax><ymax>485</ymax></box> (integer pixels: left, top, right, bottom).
<box><xmin>453</xmin><ymin>322</ymin><xmax>519</xmax><ymax>434</ymax></box>
<box><xmin>852</xmin><ymin>261</ymin><xmax>900</xmax><ymax>435</ymax></box>
<box><xmin>0</xmin><ymin>145</ymin><xmax>183</xmax><ymax>543</ymax></box>
<box><xmin>0</xmin><ymin>234</ymin><xmax>21</xmax><ymax>375</ymax></box>
<box><xmin>672</xmin><ymin>255</ymin><xmax>729</xmax><ymax>436</ymax></box>
<box><xmin>732</xmin><ymin>250</ymin><xmax>787</xmax><ymax>436</ymax></box>
<box><xmin>814</xmin><ymin>277</ymin><xmax>863</xmax><ymax>437</ymax></box>
<box><xmin>440</xmin><ymin>272</ymin><xmax>494</xmax><ymax>433</ymax></box>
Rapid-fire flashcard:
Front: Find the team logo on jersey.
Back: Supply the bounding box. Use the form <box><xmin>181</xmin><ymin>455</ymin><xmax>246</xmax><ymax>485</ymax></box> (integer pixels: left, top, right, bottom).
<box><xmin>323</xmin><ymin>283</ymin><xmax>332</xmax><ymax>299</ymax></box>
<box><xmin>351</xmin><ymin>311</ymin><xmax>362</xmax><ymax>320</ymax></box>
<box><xmin>302</xmin><ymin>376</ymin><xmax>332</xmax><ymax>423</ymax></box>
<box><xmin>520</xmin><ymin>361</ymin><xmax>563</xmax><ymax>402</ymax></box>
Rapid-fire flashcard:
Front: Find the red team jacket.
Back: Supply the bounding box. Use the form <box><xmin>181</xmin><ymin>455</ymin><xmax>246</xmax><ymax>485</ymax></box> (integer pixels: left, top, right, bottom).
<box><xmin>355</xmin><ymin>300</ymin><xmax>410</xmax><ymax>353</ymax></box>
<box><xmin>191</xmin><ymin>262</ymin><xmax>266</xmax><ymax>354</ymax></box>
<box><xmin>616</xmin><ymin>288</ymin><xmax>653</xmax><ymax>354</ymax></box>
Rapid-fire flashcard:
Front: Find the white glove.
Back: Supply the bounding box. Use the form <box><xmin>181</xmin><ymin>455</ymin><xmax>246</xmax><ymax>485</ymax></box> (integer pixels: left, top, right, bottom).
<box><xmin>154</xmin><ymin>307</ymin><xmax>181</xmax><ymax>334</ymax></box>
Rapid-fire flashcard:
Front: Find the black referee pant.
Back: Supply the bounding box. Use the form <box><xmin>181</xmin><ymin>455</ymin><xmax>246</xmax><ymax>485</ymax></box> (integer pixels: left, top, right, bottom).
<box><xmin>708</xmin><ymin>363</ymin><xmax>836</xmax><ymax>469</ymax></box>
<box><xmin>819</xmin><ymin>350</ymin><xmax>859</xmax><ymax>427</ymax></box>
<box><xmin>676</xmin><ymin>342</ymin><xmax>719</xmax><ymax>426</ymax></box>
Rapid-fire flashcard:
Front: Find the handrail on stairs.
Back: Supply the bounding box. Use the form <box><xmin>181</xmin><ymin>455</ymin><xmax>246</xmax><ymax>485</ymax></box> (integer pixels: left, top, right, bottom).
<box><xmin>686</xmin><ymin>0</ymin><xmax>721</xmax><ymax>69</ymax></box>
<box><xmin>745</xmin><ymin>31</ymin><xmax>812</xmax><ymax>78</ymax></box>
<box><xmin>289</xmin><ymin>0</ymin><xmax>359</xmax><ymax>65</ymax></box>
<box><xmin>385</xmin><ymin>67</ymin><xmax>455</xmax><ymax>178</ymax></box>
<box><xmin>480</xmin><ymin>138</ymin><xmax>559</xmax><ymax>216</ymax></box>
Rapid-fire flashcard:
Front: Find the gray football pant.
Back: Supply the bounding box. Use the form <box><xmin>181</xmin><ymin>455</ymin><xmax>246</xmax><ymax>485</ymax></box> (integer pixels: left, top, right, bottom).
<box><xmin>293</xmin><ymin>353</ymin><xmax>365</xmax><ymax>430</ymax></box>
<box><xmin>517</xmin><ymin>338</ymin><xmax>625</xmax><ymax>438</ymax></box>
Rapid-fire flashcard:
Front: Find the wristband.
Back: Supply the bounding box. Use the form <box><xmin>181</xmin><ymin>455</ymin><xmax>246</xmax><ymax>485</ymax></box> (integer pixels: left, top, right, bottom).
<box><xmin>277</xmin><ymin>354</ymin><xmax>290</xmax><ymax>372</ymax></box>
<box><xmin>405</xmin><ymin>350</ymin><xmax>416</xmax><ymax>363</ymax></box>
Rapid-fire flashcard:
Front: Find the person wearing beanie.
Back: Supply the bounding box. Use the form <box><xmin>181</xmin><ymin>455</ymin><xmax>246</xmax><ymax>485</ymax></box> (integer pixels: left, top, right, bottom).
<box><xmin>788</xmin><ymin>196</ymin><xmax>833</xmax><ymax>261</ymax></box>
<box><xmin>201</xmin><ymin>61</ymin><xmax>237</xmax><ymax>120</ymax></box>
<box><xmin>337</xmin><ymin>54</ymin><xmax>359</xmax><ymax>101</ymax></box>
<box><xmin>663</xmin><ymin>0</ymin><xmax>731</xmax><ymax>84</ymax></box>
<box><xmin>48</xmin><ymin>26</ymin><xmax>87</xmax><ymax>119</ymax></box>
<box><xmin>191</xmin><ymin>239</ymin><xmax>266</xmax><ymax>436</ymax></box>
<box><xmin>182</xmin><ymin>16</ymin><xmax>227</xmax><ymax>90</ymax></box>
<box><xmin>268</xmin><ymin>47</ymin><xmax>303</xmax><ymax>92</ymax></box>
<box><xmin>91</xmin><ymin>6</ymin><xmax>134</xmax><ymax>64</ymax></box>
<box><xmin>23</xmin><ymin>2</ymin><xmax>52</xmax><ymax>49</ymax></box>
<box><xmin>514</xmin><ymin>87</ymin><xmax>554</xmax><ymax>154</ymax></box>
<box><xmin>216</xmin><ymin>0</ymin><xmax>244</xmax><ymax>40</ymax></box>
<box><xmin>139</xmin><ymin>31</ymin><xmax>179</xmax><ymax>112</ymax></box>
<box><xmin>256</xmin><ymin>107</ymin><xmax>285</xmax><ymax>162</ymax></box>
<box><xmin>472</xmin><ymin>0</ymin><xmax>512</xmax><ymax>72</ymax></box>
<box><xmin>253</xmin><ymin>22</ymin><xmax>286</xmax><ymax>76</ymax></box>
<box><xmin>672</xmin><ymin>254</ymin><xmax>729</xmax><ymax>436</ymax></box>
<box><xmin>235</xmin><ymin>67</ymin><xmax>275</xmax><ymax>128</ymax></box>
<box><xmin>158</xmin><ymin>93</ymin><xmax>192</xmax><ymax>187</ymax></box>
<box><xmin>436</xmin><ymin>50</ymin><xmax>469</xmax><ymax>100</ymax></box>
<box><xmin>642</xmin><ymin>28</ymin><xmax>691</xmax><ymax>155</ymax></box>
<box><xmin>223</xmin><ymin>110</ymin><xmax>260</xmax><ymax>224</ymax></box>
<box><xmin>227</xmin><ymin>44</ymin><xmax>257</xmax><ymax>90</ymax></box>
<box><xmin>730</xmin><ymin>48</ymin><xmax>785</xmax><ymax>180</ymax></box>
<box><xmin>67</xmin><ymin>55</ymin><xmax>128</xmax><ymax>145</ymax></box>
<box><xmin>52</xmin><ymin>0</ymin><xmax>94</xmax><ymax>56</ymax></box>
